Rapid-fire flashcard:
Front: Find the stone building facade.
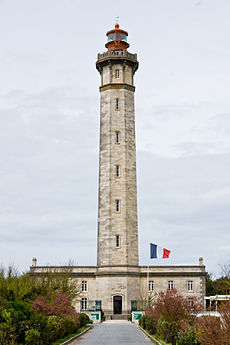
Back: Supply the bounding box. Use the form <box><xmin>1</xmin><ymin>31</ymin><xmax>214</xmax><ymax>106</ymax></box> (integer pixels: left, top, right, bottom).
<box><xmin>30</xmin><ymin>24</ymin><xmax>206</xmax><ymax>318</ymax></box>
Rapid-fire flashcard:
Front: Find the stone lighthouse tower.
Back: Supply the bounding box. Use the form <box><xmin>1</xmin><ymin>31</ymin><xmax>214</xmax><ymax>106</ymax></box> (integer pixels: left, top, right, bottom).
<box><xmin>30</xmin><ymin>24</ymin><xmax>206</xmax><ymax>320</ymax></box>
<box><xmin>96</xmin><ymin>24</ymin><xmax>139</xmax><ymax>268</ymax></box>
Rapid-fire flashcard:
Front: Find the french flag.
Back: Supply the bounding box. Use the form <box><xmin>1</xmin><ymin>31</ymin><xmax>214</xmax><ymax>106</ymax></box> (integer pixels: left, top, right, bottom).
<box><xmin>150</xmin><ymin>243</ymin><xmax>171</xmax><ymax>259</ymax></box>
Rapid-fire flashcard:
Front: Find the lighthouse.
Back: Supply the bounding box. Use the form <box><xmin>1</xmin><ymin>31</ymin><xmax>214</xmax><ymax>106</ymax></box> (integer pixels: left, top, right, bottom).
<box><xmin>96</xmin><ymin>24</ymin><xmax>139</xmax><ymax>268</ymax></box>
<box><xmin>30</xmin><ymin>24</ymin><xmax>206</xmax><ymax>320</ymax></box>
<box><xmin>95</xmin><ymin>24</ymin><xmax>140</xmax><ymax>315</ymax></box>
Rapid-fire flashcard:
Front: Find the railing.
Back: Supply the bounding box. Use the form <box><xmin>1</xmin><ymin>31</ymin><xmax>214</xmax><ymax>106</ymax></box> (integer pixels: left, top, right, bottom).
<box><xmin>81</xmin><ymin>300</ymin><xmax>102</xmax><ymax>312</ymax></box>
<box><xmin>97</xmin><ymin>50</ymin><xmax>137</xmax><ymax>62</ymax></box>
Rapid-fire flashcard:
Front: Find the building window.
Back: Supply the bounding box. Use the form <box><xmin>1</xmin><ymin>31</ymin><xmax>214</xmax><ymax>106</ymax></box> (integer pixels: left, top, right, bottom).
<box><xmin>131</xmin><ymin>300</ymin><xmax>137</xmax><ymax>312</ymax></box>
<box><xmin>187</xmin><ymin>297</ymin><xmax>193</xmax><ymax>307</ymax></box>
<box><xmin>82</xmin><ymin>281</ymin><xmax>87</xmax><ymax>291</ymax></box>
<box><xmin>187</xmin><ymin>280</ymin><xmax>193</xmax><ymax>291</ymax></box>
<box><xmin>115</xmin><ymin>98</ymin><xmax>119</xmax><ymax>110</ymax></box>
<box><xmin>115</xmin><ymin>69</ymin><xmax>119</xmax><ymax>78</ymax></box>
<box><xmin>116</xmin><ymin>165</ymin><xmax>120</xmax><ymax>177</ymax></box>
<box><xmin>149</xmin><ymin>281</ymin><xmax>154</xmax><ymax>291</ymax></box>
<box><xmin>115</xmin><ymin>131</ymin><xmax>120</xmax><ymax>144</ymax></box>
<box><xmin>81</xmin><ymin>298</ymin><xmax>87</xmax><ymax>311</ymax></box>
<box><xmin>95</xmin><ymin>300</ymin><xmax>102</xmax><ymax>310</ymax></box>
<box><xmin>168</xmin><ymin>281</ymin><xmax>174</xmax><ymax>290</ymax></box>
<box><xmin>116</xmin><ymin>199</ymin><xmax>120</xmax><ymax>212</ymax></box>
<box><xmin>116</xmin><ymin>235</ymin><xmax>120</xmax><ymax>247</ymax></box>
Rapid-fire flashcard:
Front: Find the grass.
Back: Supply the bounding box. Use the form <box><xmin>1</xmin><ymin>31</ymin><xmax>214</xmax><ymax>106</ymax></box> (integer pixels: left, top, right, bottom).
<box><xmin>51</xmin><ymin>325</ymin><xmax>90</xmax><ymax>345</ymax></box>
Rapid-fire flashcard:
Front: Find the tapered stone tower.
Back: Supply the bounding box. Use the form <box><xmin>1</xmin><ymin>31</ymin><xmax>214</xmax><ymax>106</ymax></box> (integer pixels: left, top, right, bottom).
<box><xmin>30</xmin><ymin>24</ymin><xmax>206</xmax><ymax>319</ymax></box>
<box><xmin>96</xmin><ymin>24</ymin><xmax>139</xmax><ymax>267</ymax></box>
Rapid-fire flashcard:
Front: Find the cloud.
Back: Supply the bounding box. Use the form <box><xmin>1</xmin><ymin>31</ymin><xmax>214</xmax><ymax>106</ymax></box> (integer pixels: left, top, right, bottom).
<box><xmin>202</xmin><ymin>187</ymin><xmax>230</xmax><ymax>201</ymax></box>
<box><xmin>0</xmin><ymin>84</ymin><xmax>99</xmax><ymax>269</ymax></box>
<box><xmin>135</xmin><ymin>100</ymin><xmax>230</xmax><ymax>158</ymax></box>
<box><xmin>137</xmin><ymin>151</ymin><xmax>230</xmax><ymax>273</ymax></box>
<box><xmin>0</xmin><ymin>0</ymin><xmax>230</xmax><ymax>276</ymax></box>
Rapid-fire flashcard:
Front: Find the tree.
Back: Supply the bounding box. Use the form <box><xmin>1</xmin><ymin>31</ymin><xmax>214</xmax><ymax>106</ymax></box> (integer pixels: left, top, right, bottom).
<box><xmin>0</xmin><ymin>265</ymin><xmax>80</xmax><ymax>344</ymax></box>
<box><xmin>220</xmin><ymin>262</ymin><xmax>230</xmax><ymax>278</ymax></box>
<box><xmin>31</xmin><ymin>289</ymin><xmax>77</xmax><ymax>319</ymax></box>
<box><xmin>220</xmin><ymin>301</ymin><xmax>230</xmax><ymax>343</ymax></box>
<box><xmin>30</xmin><ymin>266</ymin><xmax>80</xmax><ymax>302</ymax></box>
<box><xmin>197</xmin><ymin>316</ymin><xmax>223</xmax><ymax>345</ymax></box>
<box><xmin>197</xmin><ymin>301</ymin><xmax>230</xmax><ymax>345</ymax></box>
<box><xmin>206</xmin><ymin>261</ymin><xmax>230</xmax><ymax>296</ymax></box>
<box><xmin>146</xmin><ymin>289</ymin><xmax>201</xmax><ymax>345</ymax></box>
<box><xmin>213</xmin><ymin>277</ymin><xmax>230</xmax><ymax>295</ymax></box>
<box><xmin>135</xmin><ymin>291</ymin><xmax>156</xmax><ymax>311</ymax></box>
<box><xmin>206</xmin><ymin>273</ymin><xmax>215</xmax><ymax>296</ymax></box>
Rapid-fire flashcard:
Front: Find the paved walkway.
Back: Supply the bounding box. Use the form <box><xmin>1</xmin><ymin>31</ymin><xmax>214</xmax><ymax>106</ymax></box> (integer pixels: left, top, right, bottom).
<box><xmin>72</xmin><ymin>321</ymin><xmax>152</xmax><ymax>344</ymax></box>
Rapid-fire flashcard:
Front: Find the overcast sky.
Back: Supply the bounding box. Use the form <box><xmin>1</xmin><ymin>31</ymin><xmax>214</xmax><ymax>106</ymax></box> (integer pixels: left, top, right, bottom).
<box><xmin>0</xmin><ymin>0</ymin><xmax>229</xmax><ymax>276</ymax></box>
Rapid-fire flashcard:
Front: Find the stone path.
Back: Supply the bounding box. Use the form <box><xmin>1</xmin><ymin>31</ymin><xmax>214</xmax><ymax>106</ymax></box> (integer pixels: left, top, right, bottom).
<box><xmin>72</xmin><ymin>321</ymin><xmax>152</xmax><ymax>344</ymax></box>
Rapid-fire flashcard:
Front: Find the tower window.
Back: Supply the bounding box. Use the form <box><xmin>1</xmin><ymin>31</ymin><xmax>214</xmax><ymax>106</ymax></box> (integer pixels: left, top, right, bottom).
<box><xmin>82</xmin><ymin>281</ymin><xmax>87</xmax><ymax>292</ymax></box>
<box><xmin>115</xmin><ymin>98</ymin><xmax>119</xmax><ymax>110</ymax></box>
<box><xmin>116</xmin><ymin>165</ymin><xmax>120</xmax><ymax>177</ymax></box>
<box><xmin>116</xmin><ymin>235</ymin><xmax>120</xmax><ymax>247</ymax></box>
<box><xmin>81</xmin><ymin>298</ymin><xmax>87</xmax><ymax>311</ymax></box>
<box><xmin>115</xmin><ymin>69</ymin><xmax>119</xmax><ymax>78</ymax></box>
<box><xmin>116</xmin><ymin>200</ymin><xmax>120</xmax><ymax>212</ymax></box>
<box><xmin>187</xmin><ymin>280</ymin><xmax>193</xmax><ymax>291</ymax></box>
<box><xmin>115</xmin><ymin>131</ymin><xmax>120</xmax><ymax>144</ymax></box>
<box><xmin>187</xmin><ymin>297</ymin><xmax>194</xmax><ymax>307</ymax></box>
<box><xmin>168</xmin><ymin>281</ymin><xmax>174</xmax><ymax>290</ymax></box>
<box><xmin>149</xmin><ymin>281</ymin><xmax>154</xmax><ymax>291</ymax></box>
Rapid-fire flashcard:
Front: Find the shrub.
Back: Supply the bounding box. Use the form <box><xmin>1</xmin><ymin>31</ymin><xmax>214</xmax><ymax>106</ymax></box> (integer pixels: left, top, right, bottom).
<box><xmin>41</xmin><ymin>315</ymin><xmax>79</xmax><ymax>343</ymax></box>
<box><xmin>156</xmin><ymin>317</ymin><xmax>179</xmax><ymax>344</ymax></box>
<box><xmin>139</xmin><ymin>314</ymin><xmax>157</xmax><ymax>334</ymax></box>
<box><xmin>197</xmin><ymin>316</ymin><xmax>224</xmax><ymax>345</ymax></box>
<box><xmin>147</xmin><ymin>289</ymin><xmax>201</xmax><ymax>323</ymax></box>
<box><xmin>0</xmin><ymin>266</ymin><xmax>81</xmax><ymax>345</ymax></box>
<box><xmin>7</xmin><ymin>303</ymin><xmax>33</xmax><ymax>344</ymax></box>
<box><xmin>62</xmin><ymin>316</ymin><xmax>79</xmax><ymax>335</ymax></box>
<box><xmin>145</xmin><ymin>289</ymin><xmax>201</xmax><ymax>345</ymax></box>
<box><xmin>139</xmin><ymin>314</ymin><xmax>146</xmax><ymax>329</ymax></box>
<box><xmin>127</xmin><ymin>315</ymin><xmax>132</xmax><ymax>321</ymax></box>
<box><xmin>31</xmin><ymin>290</ymin><xmax>76</xmax><ymax>318</ymax></box>
<box><xmin>177</xmin><ymin>327</ymin><xmax>201</xmax><ymax>345</ymax></box>
<box><xmin>0</xmin><ymin>322</ymin><xmax>16</xmax><ymax>345</ymax></box>
<box><xmin>145</xmin><ymin>314</ymin><xmax>157</xmax><ymax>334</ymax></box>
<box><xmin>42</xmin><ymin>316</ymin><xmax>65</xmax><ymax>343</ymax></box>
<box><xmin>78</xmin><ymin>313</ymin><xmax>90</xmax><ymax>327</ymax></box>
<box><xmin>25</xmin><ymin>329</ymin><xmax>41</xmax><ymax>345</ymax></box>
<box><xmin>196</xmin><ymin>301</ymin><xmax>230</xmax><ymax>345</ymax></box>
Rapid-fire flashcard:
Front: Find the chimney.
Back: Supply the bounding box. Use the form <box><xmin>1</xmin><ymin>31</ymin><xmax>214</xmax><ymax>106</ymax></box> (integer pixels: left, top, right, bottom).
<box><xmin>199</xmin><ymin>257</ymin><xmax>204</xmax><ymax>266</ymax></box>
<box><xmin>32</xmin><ymin>257</ymin><xmax>37</xmax><ymax>267</ymax></box>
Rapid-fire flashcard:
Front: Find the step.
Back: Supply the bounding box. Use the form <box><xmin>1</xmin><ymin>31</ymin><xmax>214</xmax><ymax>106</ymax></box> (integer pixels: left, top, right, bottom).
<box><xmin>103</xmin><ymin>319</ymin><xmax>129</xmax><ymax>324</ymax></box>
<box><xmin>106</xmin><ymin>314</ymin><xmax>129</xmax><ymax>320</ymax></box>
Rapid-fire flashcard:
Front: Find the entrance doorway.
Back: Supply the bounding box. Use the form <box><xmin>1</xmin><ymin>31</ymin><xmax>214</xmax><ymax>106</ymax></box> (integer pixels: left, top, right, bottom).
<box><xmin>113</xmin><ymin>295</ymin><xmax>122</xmax><ymax>314</ymax></box>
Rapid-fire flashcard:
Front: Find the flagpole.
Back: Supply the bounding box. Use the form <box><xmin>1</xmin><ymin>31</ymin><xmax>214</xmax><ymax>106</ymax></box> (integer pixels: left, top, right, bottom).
<box><xmin>147</xmin><ymin>244</ymin><xmax>150</xmax><ymax>293</ymax></box>
<box><xmin>147</xmin><ymin>261</ymin><xmax>149</xmax><ymax>292</ymax></box>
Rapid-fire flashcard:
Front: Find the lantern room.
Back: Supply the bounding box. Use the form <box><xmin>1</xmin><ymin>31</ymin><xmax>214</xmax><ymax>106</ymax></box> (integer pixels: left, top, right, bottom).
<box><xmin>105</xmin><ymin>24</ymin><xmax>129</xmax><ymax>50</ymax></box>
